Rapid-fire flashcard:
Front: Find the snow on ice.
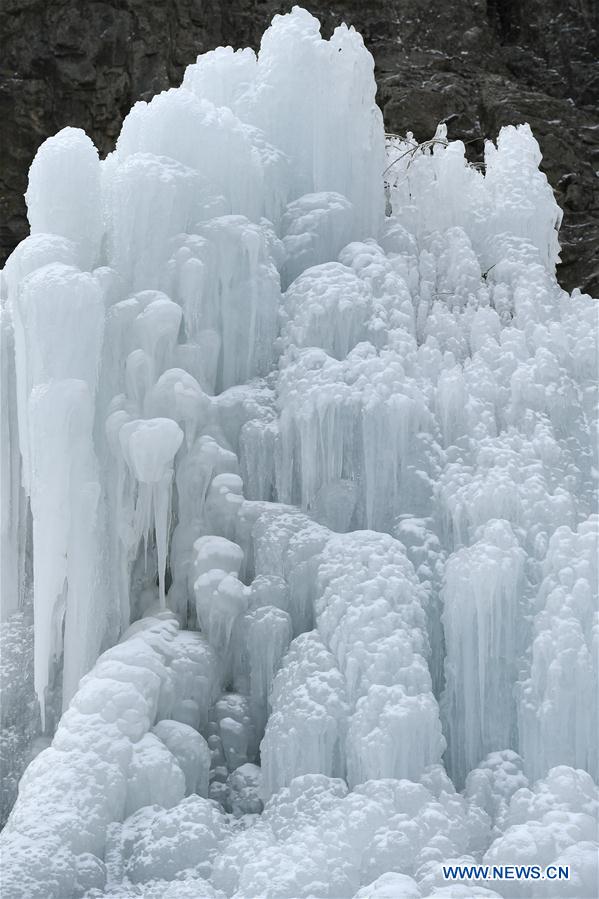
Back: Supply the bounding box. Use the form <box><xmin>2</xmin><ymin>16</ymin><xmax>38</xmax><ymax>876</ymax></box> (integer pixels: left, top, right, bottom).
<box><xmin>0</xmin><ymin>6</ymin><xmax>597</xmax><ymax>898</ymax></box>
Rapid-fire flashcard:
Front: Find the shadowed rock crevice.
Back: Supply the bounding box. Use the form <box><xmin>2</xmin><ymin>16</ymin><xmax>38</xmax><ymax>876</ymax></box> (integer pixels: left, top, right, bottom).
<box><xmin>487</xmin><ymin>0</ymin><xmax>521</xmax><ymax>42</ymax></box>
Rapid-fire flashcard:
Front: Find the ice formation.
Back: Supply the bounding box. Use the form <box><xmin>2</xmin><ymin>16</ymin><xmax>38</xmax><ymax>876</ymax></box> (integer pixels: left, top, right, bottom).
<box><xmin>0</xmin><ymin>6</ymin><xmax>597</xmax><ymax>899</ymax></box>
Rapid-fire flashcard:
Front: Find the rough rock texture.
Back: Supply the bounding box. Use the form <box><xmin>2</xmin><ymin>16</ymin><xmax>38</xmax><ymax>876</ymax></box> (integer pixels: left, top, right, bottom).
<box><xmin>1</xmin><ymin>0</ymin><xmax>598</xmax><ymax>292</ymax></box>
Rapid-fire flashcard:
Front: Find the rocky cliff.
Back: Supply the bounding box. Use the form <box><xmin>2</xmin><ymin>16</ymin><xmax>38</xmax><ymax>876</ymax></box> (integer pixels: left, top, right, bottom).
<box><xmin>1</xmin><ymin>0</ymin><xmax>598</xmax><ymax>292</ymax></box>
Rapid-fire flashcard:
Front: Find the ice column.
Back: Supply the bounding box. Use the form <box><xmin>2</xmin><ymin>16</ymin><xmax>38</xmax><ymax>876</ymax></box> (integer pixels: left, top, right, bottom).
<box><xmin>0</xmin><ymin>307</ymin><xmax>27</xmax><ymax>619</ymax></box>
<box><xmin>518</xmin><ymin>517</ymin><xmax>598</xmax><ymax>782</ymax></box>
<box><xmin>183</xmin><ymin>6</ymin><xmax>386</xmax><ymax>239</ymax></box>
<box><xmin>260</xmin><ymin>630</ymin><xmax>349</xmax><ymax>799</ymax></box>
<box><xmin>25</xmin><ymin>128</ymin><xmax>103</xmax><ymax>271</ymax></box>
<box><xmin>9</xmin><ymin>258</ymin><xmax>106</xmax><ymax>720</ymax></box>
<box><xmin>442</xmin><ymin>520</ymin><xmax>527</xmax><ymax>785</ymax></box>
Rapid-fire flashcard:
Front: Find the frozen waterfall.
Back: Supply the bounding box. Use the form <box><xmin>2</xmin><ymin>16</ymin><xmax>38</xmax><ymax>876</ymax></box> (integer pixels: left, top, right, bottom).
<box><xmin>0</xmin><ymin>6</ymin><xmax>597</xmax><ymax>899</ymax></box>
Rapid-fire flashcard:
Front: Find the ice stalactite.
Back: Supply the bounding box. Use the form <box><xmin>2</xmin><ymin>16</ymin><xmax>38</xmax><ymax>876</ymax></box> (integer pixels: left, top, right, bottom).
<box><xmin>518</xmin><ymin>517</ymin><xmax>598</xmax><ymax>782</ymax></box>
<box><xmin>0</xmin><ymin>306</ymin><xmax>28</xmax><ymax>620</ymax></box>
<box><xmin>441</xmin><ymin>520</ymin><xmax>527</xmax><ymax>787</ymax></box>
<box><xmin>6</xmin><ymin>253</ymin><xmax>107</xmax><ymax>721</ymax></box>
<box><xmin>119</xmin><ymin>417</ymin><xmax>184</xmax><ymax>607</ymax></box>
<box><xmin>277</xmin><ymin>341</ymin><xmax>436</xmax><ymax>530</ymax></box>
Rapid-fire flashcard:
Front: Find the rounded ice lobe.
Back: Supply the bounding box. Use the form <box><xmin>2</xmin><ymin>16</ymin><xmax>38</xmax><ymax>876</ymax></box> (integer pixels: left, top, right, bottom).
<box><xmin>195</xmin><ymin>569</ymin><xmax>248</xmax><ymax>650</ymax></box>
<box><xmin>347</xmin><ymin>684</ymin><xmax>446</xmax><ymax>786</ymax></box>
<box><xmin>152</xmin><ymin>719</ymin><xmax>211</xmax><ymax>797</ymax></box>
<box><xmin>124</xmin><ymin>731</ymin><xmax>186</xmax><ymax>816</ymax></box>
<box><xmin>227</xmin><ymin>762</ymin><xmax>264</xmax><ymax>816</ymax></box>
<box><xmin>281</xmin><ymin>192</ymin><xmax>355</xmax><ymax>285</ymax></box>
<box><xmin>134</xmin><ymin>299</ymin><xmax>183</xmax><ymax>375</ymax></box>
<box><xmin>483</xmin><ymin>767</ymin><xmax>599</xmax><ymax>898</ymax></box>
<box><xmin>261</xmin><ymin>630</ymin><xmax>349</xmax><ymax>798</ymax></box>
<box><xmin>194</xmin><ymin>536</ymin><xmax>245</xmax><ymax>580</ymax></box>
<box><xmin>120</xmin><ymin>417</ymin><xmax>184</xmax><ymax>483</ymax></box>
<box><xmin>464</xmin><ymin>750</ymin><xmax>529</xmax><ymax>829</ymax></box>
<box><xmin>145</xmin><ymin>368</ymin><xmax>210</xmax><ymax>446</ymax></box>
<box><xmin>281</xmin><ymin>261</ymin><xmax>371</xmax><ymax>358</ymax></box>
<box><xmin>25</xmin><ymin>127</ymin><xmax>102</xmax><ymax>270</ymax></box>
<box><xmin>122</xmin><ymin>794</ymin><xmax>229</xmax><ymax>883</ymax></box>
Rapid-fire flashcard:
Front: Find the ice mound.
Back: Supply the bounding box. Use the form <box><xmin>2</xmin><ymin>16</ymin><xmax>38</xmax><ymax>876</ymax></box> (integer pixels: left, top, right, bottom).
<box><xmin>483</xmin><ymin>767</ymin><xmax>599</xmax><ymax>897</ymax></box>
<box><xmin>464</xmin><ymin>750</ymin><xmax>530</xmax><ymax>834</ymax></box>
<box><xmin>1</xmin><ymin>4</ymin><xmax>597</xmax><ymax>899</ymax></box>
<box><xmin>260</xmin><ymin>630</ymin><xmax>349</xmax><ymax>796</ymax></box>
<box><xmin>212</xmin><ymin>770</ymin><xmax>484</xmax><ymax>898</ymax></box>
<box><xmin>0</xmin><ymin>616</ymin><xmax>218</xmax><ymax>897</ymax></box>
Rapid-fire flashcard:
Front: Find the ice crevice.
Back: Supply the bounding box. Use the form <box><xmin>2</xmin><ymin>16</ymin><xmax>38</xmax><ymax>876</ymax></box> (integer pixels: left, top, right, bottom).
<box><xmin>0</xmin><ymin>6</ymin><xmax>597</xmax><ymax>899</ymax></box>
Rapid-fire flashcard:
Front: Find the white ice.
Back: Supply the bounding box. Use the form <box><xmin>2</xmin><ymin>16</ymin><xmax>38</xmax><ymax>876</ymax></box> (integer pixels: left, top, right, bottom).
<box><xmin>0</xmin><ymin>5</ymin><xmax>597</xmax><ymax>899</ymax></box>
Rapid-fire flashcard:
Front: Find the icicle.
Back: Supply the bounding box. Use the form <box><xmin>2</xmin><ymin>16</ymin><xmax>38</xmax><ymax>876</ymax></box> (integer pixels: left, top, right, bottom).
<box><xmin>441</xmin><ymin>519</ymin><xmax>527</xmax><ymax>786</ymax></box>
<box><xmin>119</xmin><ymin>418</ymin><xmax>184</xmax><ymax>608</ymax></box>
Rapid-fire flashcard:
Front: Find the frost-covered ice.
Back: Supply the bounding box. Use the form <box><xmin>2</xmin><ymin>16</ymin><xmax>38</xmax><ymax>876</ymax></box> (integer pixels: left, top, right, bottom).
<box><xmin>0</xmin><ymin>5</ymin><xmax>597</xmax><ymax>899</ymax></box>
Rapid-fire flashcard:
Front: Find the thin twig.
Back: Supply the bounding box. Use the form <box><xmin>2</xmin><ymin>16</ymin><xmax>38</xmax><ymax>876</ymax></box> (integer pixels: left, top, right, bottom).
<box><xmin>382</xmin><ymin>138</ymin><xmax>449</xmax><ymax>176</ymax></box>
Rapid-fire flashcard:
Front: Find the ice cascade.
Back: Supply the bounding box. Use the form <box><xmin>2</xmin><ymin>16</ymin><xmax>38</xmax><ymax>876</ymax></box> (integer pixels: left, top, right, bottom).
<box><xmin>0</xmin><ymin>6</ymin><xmax>597</xmax><ymax>899</ymax></box>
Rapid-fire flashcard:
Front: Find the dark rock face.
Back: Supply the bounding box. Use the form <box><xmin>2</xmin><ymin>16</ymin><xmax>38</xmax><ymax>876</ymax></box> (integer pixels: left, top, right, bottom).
<box><xmin>1</xmin><ymin>0</ymin><xmax>597</xmax><ymax>292</ymax></box>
